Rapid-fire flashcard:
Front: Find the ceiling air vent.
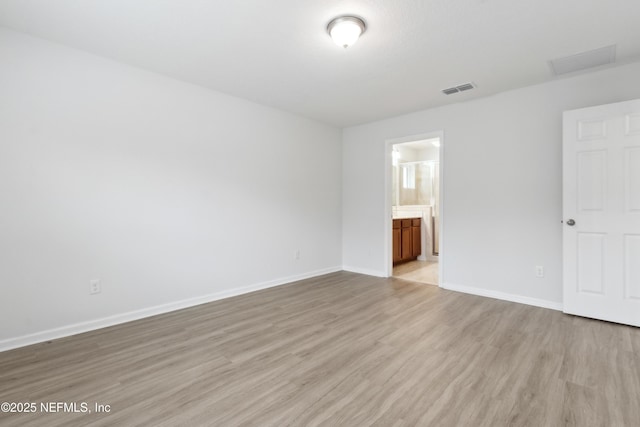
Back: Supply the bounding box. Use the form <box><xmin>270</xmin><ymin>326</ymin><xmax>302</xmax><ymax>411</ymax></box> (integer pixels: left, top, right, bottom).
<box><xmin>456</xmin><ymin>83</ymin><xmax>475</xmax><ymax>92</ymax></box>
<box><xmin>442</xmin><ymin>82</ymin><xmax>476</xmax><ymax>95</ymax></box>
<box><xmin>549</xmin><ymin>45</ymin><xmax>616</xmax><ymax>76</ymax></box>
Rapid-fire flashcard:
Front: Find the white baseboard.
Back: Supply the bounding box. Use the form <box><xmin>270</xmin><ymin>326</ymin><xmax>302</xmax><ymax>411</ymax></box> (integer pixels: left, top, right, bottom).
<box><xmin>441</xmin><ymin>282</ymin><xmax>563</xmax><ymax>311</ymax></box>
<box><xmin>0</xmin><ymin>266</ymin><xmax>342</xmax><ymax>353</ymax></box>
<box><xmin>342</xmin><ymin>265</ymin><xmax>387</xmax><ymax>278</ymax></box>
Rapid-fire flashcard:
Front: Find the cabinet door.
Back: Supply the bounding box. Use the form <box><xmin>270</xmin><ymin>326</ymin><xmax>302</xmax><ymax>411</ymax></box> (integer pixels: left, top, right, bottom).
<box><xmin>412</xmin><ymin>223</ymin><xmax>421</xmax><ymax>257</ymax></box>
<box><xmin>393</xmin><ymin>228</ymin><xmax>401</xmax><ymax>263</ymax></box>
<box><xmin>401</xmin><ymin>226</ymin><xmax>412</xmax><ymax>260</ymax></box>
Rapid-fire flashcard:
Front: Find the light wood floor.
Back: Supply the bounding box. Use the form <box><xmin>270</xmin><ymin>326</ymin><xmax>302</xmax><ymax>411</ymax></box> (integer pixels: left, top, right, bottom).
<box><xmin>1</xmin><ymin>271</ymin><xmax>639</xmax><ymax>426</ymax></box>
<box><xmin>393</xmin><ymin>260</ymin><xmax>439</xmax><ymax>285</ymax></box>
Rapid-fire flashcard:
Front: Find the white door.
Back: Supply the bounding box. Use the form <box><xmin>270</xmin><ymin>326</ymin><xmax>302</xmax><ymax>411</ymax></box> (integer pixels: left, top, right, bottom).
<box><xmin>563</xmin><ymin>99</ymin><xmax>640</xmax><ymax>326</ymax></box>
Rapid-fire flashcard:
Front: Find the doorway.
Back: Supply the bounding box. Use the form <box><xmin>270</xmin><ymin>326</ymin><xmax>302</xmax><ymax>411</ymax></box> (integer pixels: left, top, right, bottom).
<box><xmin>385</xmin><ymin>132</ymin><xmax>443</xmax><ymax>286</ymax></box>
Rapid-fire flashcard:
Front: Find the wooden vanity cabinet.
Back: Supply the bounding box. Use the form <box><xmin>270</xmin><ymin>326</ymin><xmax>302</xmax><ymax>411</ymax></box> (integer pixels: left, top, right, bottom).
<box><xmin>393</xmin><ymin>217</ymin><xmax>421</xmax><ymax>265</ymax></box>
<box><xmin>411</xmin><ymin>218</ymin><xmax>421</xmax><ymax>257</ymax></box>
<box><xmin>401</xmin><ymin>219</ymin><xmax>412</xmax><ymax>260</ymax></box>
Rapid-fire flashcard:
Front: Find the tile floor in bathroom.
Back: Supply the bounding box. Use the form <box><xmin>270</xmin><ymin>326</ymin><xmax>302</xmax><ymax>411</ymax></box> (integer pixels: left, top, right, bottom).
<box><xmin>392</xmin><ymin>260</ymin><xmax>438</xmax><ymax>285</ymax></box>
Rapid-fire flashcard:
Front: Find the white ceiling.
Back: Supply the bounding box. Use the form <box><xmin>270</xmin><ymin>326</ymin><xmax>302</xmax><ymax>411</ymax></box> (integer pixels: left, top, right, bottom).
<box><xmin>1</xmin><ymin>0</ymin><xmax>639</xmax><ymax>127</ymax></box>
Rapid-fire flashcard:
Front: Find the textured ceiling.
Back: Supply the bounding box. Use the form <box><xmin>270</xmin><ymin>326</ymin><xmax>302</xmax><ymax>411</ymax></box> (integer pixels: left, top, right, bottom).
<box><xmin>1</xmin><ymin>0</ymin><xmax>639</xmax><ymax>127</ymax></box>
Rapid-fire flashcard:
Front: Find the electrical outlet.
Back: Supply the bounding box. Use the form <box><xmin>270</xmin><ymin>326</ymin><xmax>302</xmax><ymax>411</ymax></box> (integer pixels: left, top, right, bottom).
<box><xmin>90</xmin><ymin>279</ymin><xmax>101</xmax><ymax>295</ymax></box>
<box><xmin>535</xmin><ymin>266</ymin><xmax>544</xmax><ymax>278</ymax></box>
<box><xmin>295</xmin><ymin>249</ymin><xmax>301</xmax><ymax>261</ymax></box>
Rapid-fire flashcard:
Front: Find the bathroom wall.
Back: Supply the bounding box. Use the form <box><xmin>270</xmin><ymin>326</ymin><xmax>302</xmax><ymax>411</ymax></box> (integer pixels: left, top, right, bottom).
<box><xmin>416</xmin><ymin>146</ymin><xmax>439</xmax><ymax>162</ymax></box>
<box><xmin>398</xmin><ymin>162</ymin><xmax>435</xmax><ymax>206</ymax></box>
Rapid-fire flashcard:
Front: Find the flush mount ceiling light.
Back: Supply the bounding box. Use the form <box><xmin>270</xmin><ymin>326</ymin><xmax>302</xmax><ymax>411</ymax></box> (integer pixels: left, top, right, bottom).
<box><xmin>327</xmin><ymin>16</ymin><xmax>366</xmax><ymax>48</ymax></box>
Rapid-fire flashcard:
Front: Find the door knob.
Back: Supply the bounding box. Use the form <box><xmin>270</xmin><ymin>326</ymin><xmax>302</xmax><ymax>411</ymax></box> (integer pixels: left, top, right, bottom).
<box><xmin>566</xmin><ymin>219</ymin><xmax>576</xmax><ymax>226</ymax></box>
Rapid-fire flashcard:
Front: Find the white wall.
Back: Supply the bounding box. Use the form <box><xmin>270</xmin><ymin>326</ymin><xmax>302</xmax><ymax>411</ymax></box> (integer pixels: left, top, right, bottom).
<box><xmin>0</xmin><ymin>27</ymin><xmax>342</xmax><ymax>349</ymax></box>
<box><xmin>416</xmin><ymin>146</ymin><xmax>439</xmax><ymax>162</ymax></box>
<box><xmin>395</xmin><ymin>145</ymin><xmax>438</xmax><ymax>163</ymax></box>
<box><xmin>396</xmin><ymin>145</ymin><xmax>419</xmax><ymax>162</ymax></box>
<box><xmin>343</xmin><ymin>61</ymin><xmax>640</xmax><ymax>307</ymax></box>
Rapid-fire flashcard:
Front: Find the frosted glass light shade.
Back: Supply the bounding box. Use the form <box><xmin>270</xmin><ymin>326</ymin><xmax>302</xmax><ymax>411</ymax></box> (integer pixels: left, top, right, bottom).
<box><xmin>327</xmin><ymin>16</ymin><xmax>366</xmax><ymax>48</ymax></box>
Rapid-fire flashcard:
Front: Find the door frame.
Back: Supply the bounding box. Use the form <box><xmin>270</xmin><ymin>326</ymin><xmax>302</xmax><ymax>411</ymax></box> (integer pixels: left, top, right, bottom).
<box><xmin>384</xmin><ymin>130</ymin><xmax>445</xmax><ymax>285</ymax></box>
